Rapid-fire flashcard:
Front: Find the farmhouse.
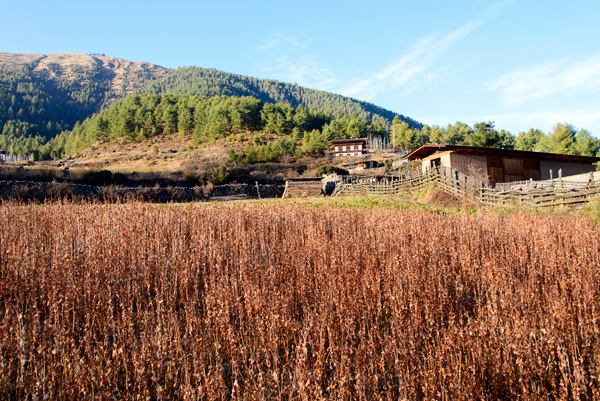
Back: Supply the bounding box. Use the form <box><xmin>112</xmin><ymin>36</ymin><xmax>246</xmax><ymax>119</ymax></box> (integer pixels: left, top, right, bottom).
<box><xmin>331</xmin><ymin>138</ymin><xmax>368</xmax><ymax>157</ymax></box>
<box><xmin>405</xmin><ymin>144</ymin><xmax>600</xmax><ymax>185</ymax></box>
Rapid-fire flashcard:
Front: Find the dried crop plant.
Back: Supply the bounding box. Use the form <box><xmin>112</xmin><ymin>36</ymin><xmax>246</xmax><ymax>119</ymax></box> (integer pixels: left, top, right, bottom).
<box><xmin>0</xmin><ymin>200</ymin><xmax>599</xmax><ymax>400</ymax></box>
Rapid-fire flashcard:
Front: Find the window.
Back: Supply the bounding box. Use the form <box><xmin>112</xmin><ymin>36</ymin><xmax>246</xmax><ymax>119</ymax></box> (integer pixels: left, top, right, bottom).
<box><xmin>342</xmin><ymin>146</ymin><xmax>347</xmax><ymax>151</ymax></box>
<box><xmin>350</xmin><ymin>146</ymin><xmax>354</xmax><ymax>151</ymax></box>
<box><xmin>335</xmin><ymin>147</ymin><xmax>339</xmax><ymax>152</ymax></box>
<box><xmin>358</xmin><ymin>145</ymin><xmax>362</xmax><ymax>150</ymax></box>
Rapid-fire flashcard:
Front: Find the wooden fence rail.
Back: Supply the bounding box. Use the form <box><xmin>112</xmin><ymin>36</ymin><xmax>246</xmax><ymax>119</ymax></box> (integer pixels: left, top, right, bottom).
<box><xmin>335</xmin><ymin>167</ymin><xmax>600</xmax><ymax>208</ymax></box>
<box><xmin>282</xmin><ymin>179</ymin><xmax>323</xmax><ymax>198</ymax></box>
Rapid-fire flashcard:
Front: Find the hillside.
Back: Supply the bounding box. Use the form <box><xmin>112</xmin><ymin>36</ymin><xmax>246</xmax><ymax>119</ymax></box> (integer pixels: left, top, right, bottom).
<box><xmin>48</xmin><ymin>92</ymin><xmax>391</xmax><ymax>168</ymax></box>
<box><xmin>0</xmin><ymin>52</ymin><xmax>168</xmax><ymax>156</ymax></box>
<box><xmin>0</xmin><ymin>52</ymin><xmax>419</xmax><ymax>158</ymax></box>
<box><xmin>140</xmin><ymin>67</ymin><xmax>419</xmax><ymax>129</ymax></box>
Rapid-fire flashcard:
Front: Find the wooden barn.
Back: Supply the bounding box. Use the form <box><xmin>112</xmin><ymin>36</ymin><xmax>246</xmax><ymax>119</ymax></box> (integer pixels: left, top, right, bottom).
<box><xmin>331</xmin><ymin>138</ymin><xmax>368</xmax><ymax>157</ymax></box>
<box><xmin>405</xmin><ymin>145</ymin><xmax>600</xmax><ymax>185</ymax></box>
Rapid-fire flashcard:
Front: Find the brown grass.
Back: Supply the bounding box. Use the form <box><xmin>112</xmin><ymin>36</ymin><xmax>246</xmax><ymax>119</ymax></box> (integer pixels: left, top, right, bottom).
<box><xmin>417</xmin><ymin>184</ymin><xmax>480</xmax><ymax>209</ymax></box>
<box><xmin>0</xmin><ymin>201</ymin><xmax>599</xmax><ymax>399</ymax></box>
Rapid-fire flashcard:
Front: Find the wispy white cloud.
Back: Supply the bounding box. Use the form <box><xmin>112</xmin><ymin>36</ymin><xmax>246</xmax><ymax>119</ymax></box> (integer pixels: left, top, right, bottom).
<box><xmin>258</xmin><ymin>32</ymin><xmax>309</xmax><ymax>52</ymax></box>
<box><xmin>480</xmin><ymin>0</ymin><xmax>518</xmax><ymax>19</ymax></box>
<box><xmin>256</xmin><ymin>18</ymin><xmax>484</xmax><ymax>97</ymax></box>
<box><xmin>269</xmin><ymin>54</ymin><xmax>337</xmax><ymax>89</ymax></box>
<box><xmin>335</xmin><ymin>20</ymin><xmax>483</xmax><ymax>100</ymax></box>
<box><xmin>487</xmin><ymin>53</ymin><xmax>600</xmax><ymax>104</ymax></box>
<box><xmin>333</xmin><ymin>0</ymin><xmax>517</xmax><ymax>100</ymax></box>
<box><xmin>256</xmin><ymin>1</ymin><xmax>513</xmax><ymax>102</ymax></box>
<box><xmin>256</xmin><ymin>32</ymin><xmax>337</xmax><ymax>89</ymax></box>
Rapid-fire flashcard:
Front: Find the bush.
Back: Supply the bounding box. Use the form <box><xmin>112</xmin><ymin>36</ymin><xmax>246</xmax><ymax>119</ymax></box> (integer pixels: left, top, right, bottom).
<box><xmin>112</xmin><ymin>172</ymin><xmax>128</xmax><ymax>186</ymax></box>
<box><xmin>315</xmin><ymin>165</ymin><xmax>349</xmax><ymax>177</ymax></box>
<box><xmin>210</xmin><ymin>166</ymin><xmax>229</xmax><ymax>185</ymax></box>
<box><xmin>81</xmin><ymin>170</ymin><xmax>114</xmax><ymax>186</ymax></box>
<box><xmin>228</xmin><ymin>167</ymin><xmax>252</xmax><ymax>184</ymax></box>
<box><xmin>183</xmin><ymin>173</ymin><xmax>200</xmax><ymax>187</ymax></box>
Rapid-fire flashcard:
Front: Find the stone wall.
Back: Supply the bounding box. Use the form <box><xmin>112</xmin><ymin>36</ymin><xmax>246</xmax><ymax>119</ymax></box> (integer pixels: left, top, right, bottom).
<box><xmin>0</xmin><ymin>180</ymin><xmax>285</xmax><ymax>203</ymax></box>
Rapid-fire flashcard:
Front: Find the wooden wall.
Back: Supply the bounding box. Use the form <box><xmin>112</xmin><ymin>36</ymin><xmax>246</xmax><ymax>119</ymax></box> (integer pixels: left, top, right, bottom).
<box><xmin>420</xmin><ymin>151</ymin><xmax>597</xmax><ymax>184</ymax></box>
<box><xmin>540</xmin><ymin>160</ymin><xmax>597</xmax><ymax>180</ymax></box>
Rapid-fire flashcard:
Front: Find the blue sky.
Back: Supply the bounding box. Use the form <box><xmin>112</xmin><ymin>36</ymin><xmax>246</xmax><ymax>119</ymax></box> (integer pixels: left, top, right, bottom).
<box><xmin>4</xmin><ymin>0</ymin><xmax>600</xmax><ymax>136</ymax></box>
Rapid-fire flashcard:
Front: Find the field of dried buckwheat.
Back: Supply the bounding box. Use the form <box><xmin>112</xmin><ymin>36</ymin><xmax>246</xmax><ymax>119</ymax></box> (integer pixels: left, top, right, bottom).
<box><xmin>1</xmin><ymin>200</ymin><xmax>599</xmax><ymax>400</ymax></box>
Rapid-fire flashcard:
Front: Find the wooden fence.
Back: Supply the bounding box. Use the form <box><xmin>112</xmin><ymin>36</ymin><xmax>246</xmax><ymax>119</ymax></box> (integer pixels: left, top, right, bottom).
<box><xmin>335</xmin><ymin>167</ymin><xmax>600</xmax><ymax>208</ymax></box>
<box><xmin>282</xmin><ymin>179</ymin><xmax>323</xmax><ymax>198</ymax></box>
<box><xmin>479</xmin><ymin>186</ymin><xmax>600</xmax><ymax>207</ymax></box>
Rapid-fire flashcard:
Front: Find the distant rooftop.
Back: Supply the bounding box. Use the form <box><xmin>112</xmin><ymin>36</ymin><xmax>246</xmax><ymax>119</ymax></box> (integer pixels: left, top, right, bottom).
<box><xmin>330</xmin><ymin>138</ymin><xmax>368</xmax><ymax>144</ymax></box>
<box><xmin>405</xmin><ymin>144</ymin><xmax>600</xmax><ymax>163</ymax></box>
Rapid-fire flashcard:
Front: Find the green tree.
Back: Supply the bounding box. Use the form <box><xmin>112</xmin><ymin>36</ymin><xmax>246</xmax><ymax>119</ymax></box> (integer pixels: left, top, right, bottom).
<box><xmin>302</xmin><ymin>129</ymin><xmax>328</xmax><ymax>155</ymax></box>
<box><xmin>573</xmin><ymin>128</ymin><xmax>600</xmax><ymax>156</ymax></box>
<box><xmin>293</xmin><ymin>105</ymin><xmax>309</xmax><ymax>132</ymax></box>
<box><xmin>258</xmin><ymin>145</ymin><xmax>274</xmax><ymax>162</ymax></box>
<box><xmin>244</xmin><ymin>144</ymin><xmax>257</xmax><ymax>163</ymax></box>
<box><xmin>116</xmin><ymin>108</ymin><xmax>136</xmax><ymax>140</ymax></box>
<box><xmin>346</xmin><ymin>115</ymin><xmax>367</xmax><ymax>138</ymax></box>
<box><xmin>444</xmin><ymin>122</ymin><xmax>472</xmax><ymax>145</ymax></box>
<box><xmin>94</xmin><ymin>116</ymin><xmax>110</xmax><ymax>140</ymax></box>
<box><xmin>540</xmin><ymin>123</ymin><xmax>576</xmax><ymax>154</ymax></box>
<box><xmin>368</xmin><ymin>120</ymin><xmax>385</xmax><ymax>137</ymax></box>
<box><xmin>271</xmin><ymin>136</ymin><xmax>295</xmax><ymax>156</ymax></box>
<box><xmin>162</xmin><ymin>105</ymin><xmax>178</xmax><ymax>135</ymax></box>
<box><xmin>177</xmin><ymin>106</ymin><xmax>194</xmax><ymax>136</ymax></box>
<box><xmin>498</xmin><ymin>129</ymin><xmax>516</xmax><ymax>149</ymax></box>
<box><xmin>515</xmin><ymin>128</ymin><xmax>544</xmax><ymax>151</ymax></box>
<box><xmin>392</xmin><ymin>116</ymin><xmax>425</xmax><ymax>150</ymax></box>
<box><xmin>465</xmin><ymin>121</ymin><xmax>507</xmax><ymax>148</ymax></box>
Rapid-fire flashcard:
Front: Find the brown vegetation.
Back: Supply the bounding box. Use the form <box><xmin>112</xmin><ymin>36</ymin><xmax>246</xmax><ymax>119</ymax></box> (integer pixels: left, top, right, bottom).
<box><xmin>0</xmin><ymin>202</ymin><xmax>599</xmax><ymax>399</ymax></box>
<box><xmin>416</xmin><ymin>184</ymin><xmax>480</xmax><ymax>209</ymax></box>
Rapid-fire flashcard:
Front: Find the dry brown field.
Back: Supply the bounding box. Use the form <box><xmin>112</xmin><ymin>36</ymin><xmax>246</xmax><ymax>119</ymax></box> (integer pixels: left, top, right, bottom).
<box><xmin>1</xmin><ymin>200</ymin><xmax>599</xmax><ymax>400</ymax></box>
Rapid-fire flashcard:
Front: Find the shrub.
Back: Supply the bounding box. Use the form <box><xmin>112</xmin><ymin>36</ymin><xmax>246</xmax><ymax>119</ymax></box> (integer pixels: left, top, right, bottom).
<box><xmin>315</xmin><ymin>165</ymin><xmax>349</xmax><ymax>177</ymax></box>
<box><xmin>210</xmin><ymin>166</ymin><xmax>229</xmax><ymax>185</ymax></box>
<box><xmin>81</xmin><ymin>169</ymin><xmax>113</xmax><ymax>186</ymax></box>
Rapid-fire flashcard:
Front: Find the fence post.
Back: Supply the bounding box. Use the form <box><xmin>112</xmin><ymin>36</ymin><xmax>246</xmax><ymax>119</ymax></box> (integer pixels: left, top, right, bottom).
<box><xmin>454</xmin><ymin>170</ymin><xmax>459</xmax><ymax>191</ymax></box>
<box><xmin>255</xmin><ymin>181</ymin><xmax>261</xmax><ymax>199</ymax></box>
<box><xmin>559</xmin><ymin>169</ymin><xmax>563</xmax><ymax>188</ymax></box>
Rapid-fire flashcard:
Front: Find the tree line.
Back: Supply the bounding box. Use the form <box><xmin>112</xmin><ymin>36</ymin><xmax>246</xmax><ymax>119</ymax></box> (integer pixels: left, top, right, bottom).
<box><xmin>45</xmin><ymin>94</ymin><xmax>389</xmax><ymax>161</ymax></box>
<box><xmin>391</xmin><ymin>118</ymin><xmax>600</xmax><ymax>157</ymax></box>
<box><xmin>45</xmin><ymin>93</ymin><xmax>600</xmax><ymax>164</ymax></box>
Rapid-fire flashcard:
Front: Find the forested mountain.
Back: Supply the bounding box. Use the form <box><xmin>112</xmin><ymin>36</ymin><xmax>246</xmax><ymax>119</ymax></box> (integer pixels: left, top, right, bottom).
<box><xmin>140</xmin><ymin>67</ymin><xmax>419</xmax><ymax>130</ymax></box>
<box><xmin>0</xmin><ymin>52</ymin><xmax>417</xmax><ymax>158</ymax></box>
<box><xmin>0</xmin><ymin>52</ymin><xmax>168</xmax><ymax>155</ymax></box>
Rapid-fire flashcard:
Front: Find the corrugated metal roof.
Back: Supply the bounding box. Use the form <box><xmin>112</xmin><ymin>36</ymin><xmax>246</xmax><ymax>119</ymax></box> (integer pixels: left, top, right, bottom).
<box><xmin>330</xmin><ymin>138</ymin><xmax>368</xmax><ymax>144</ymax></box>
<box><xmin>405</xmin><ymin>145</ymin><xmax>600</xmax><ymax>163</ymax></box>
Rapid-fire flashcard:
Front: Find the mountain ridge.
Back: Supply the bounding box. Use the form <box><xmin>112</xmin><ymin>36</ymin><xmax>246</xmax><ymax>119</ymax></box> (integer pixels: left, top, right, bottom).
<box><xmin>0</xmin><ymin>51</ymin><xmax>419</xmax><ymax>157</ymax></box>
